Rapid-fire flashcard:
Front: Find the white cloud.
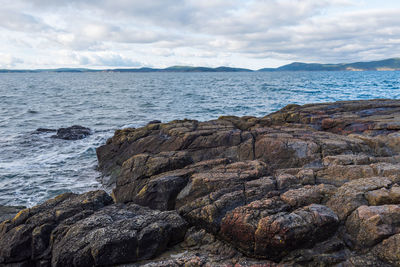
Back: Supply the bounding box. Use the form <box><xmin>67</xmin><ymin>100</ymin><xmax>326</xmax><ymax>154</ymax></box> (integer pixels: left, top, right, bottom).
<box><xmin>80</xmin><ymin>53</ymin><xmax>141</xmax><ymax>67</ymax></box>
<box><xmin>0</xmin><ymin>54</ymin><xmax>23</xmax><ymax>68</ymax></box>
<box><xmin>1</xmin><ymin>0</ymin><xmax>400</xmax><ymax>69</ymax></box>
<box><xmin>0</xmin><ymin>9</ymin><xmax>48</xmax><ymax>32</ymax></box>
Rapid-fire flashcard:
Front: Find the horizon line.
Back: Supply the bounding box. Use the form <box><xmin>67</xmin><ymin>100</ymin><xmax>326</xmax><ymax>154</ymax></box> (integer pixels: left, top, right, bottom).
<box><xmin>1</xmin><ymin>57</ymin><xmax>400</xmax><ymax>72</ymax></box>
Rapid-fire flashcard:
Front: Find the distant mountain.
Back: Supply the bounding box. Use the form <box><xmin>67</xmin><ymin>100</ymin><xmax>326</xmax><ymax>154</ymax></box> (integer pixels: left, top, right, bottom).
<box><xmin>0</xmin><ymin>68</ymin><xmax>95</xmax><ymax>73</ymax></box>
<box><xmin>0</xmin><ymin>66</ymin><xmax>253</xmax><ymax>73</ymax></box>
<box><xmin>110</xmin><ymin>66</ymin><xmax>253</xmax><ymax>72</ymax></box>
<box><xmin>1</xmin><ymin>58</ymin><xmax>400</xmax><ymax>73</ymax></box>
<box><xmin>258</xmin><ymin>58</ymin><xmax>400</xmax><ymax>71</ymax></box>
<box><xmin>160</xmin><ymin>66</ymin><xmax>253</xmax><ymax>72</ymax></box>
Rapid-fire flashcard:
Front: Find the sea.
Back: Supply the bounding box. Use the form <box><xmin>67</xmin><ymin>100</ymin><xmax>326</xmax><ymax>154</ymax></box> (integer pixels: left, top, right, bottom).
<box><xmin>1</xmin><ymin>71</ymin><xmax>400</xmax><ymax>207</ymax></box>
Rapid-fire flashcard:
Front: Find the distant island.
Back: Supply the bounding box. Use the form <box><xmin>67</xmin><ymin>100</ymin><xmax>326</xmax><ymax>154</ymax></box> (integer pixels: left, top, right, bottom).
<box><xmin>1</xmin><ymin>58</ymin><xmax>400</xmax><ymax>73</ymax></box>
<box><xmin>259</xmin><ymin>58</ymin><xmax>400</xmax><ymax>72</ymax></box>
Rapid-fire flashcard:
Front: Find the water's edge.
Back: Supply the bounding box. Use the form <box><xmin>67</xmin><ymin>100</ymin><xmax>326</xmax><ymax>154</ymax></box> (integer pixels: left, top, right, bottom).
<box><xmin>1</xmin><ymin>71</ymin><xmax>399</xmax><ymax>206</ymax></box>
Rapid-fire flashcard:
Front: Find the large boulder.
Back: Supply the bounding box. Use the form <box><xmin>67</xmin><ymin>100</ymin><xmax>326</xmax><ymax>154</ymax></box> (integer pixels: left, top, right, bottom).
<box><xmin>0</xmin><ymin>191</ymin><xmax>187</xmax><ymax>266</ymax></box>
<box><xmin>93</xmin><ymin>99</ymin><xmax>400</xmax><ymax>265</ymax></box>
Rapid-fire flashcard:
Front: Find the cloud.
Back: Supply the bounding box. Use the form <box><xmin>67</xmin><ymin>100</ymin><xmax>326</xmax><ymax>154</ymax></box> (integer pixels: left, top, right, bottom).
<box><xmin>0</xmin><ymin>9</ymin><xmax>50</xmax><ymax>32</ymax></box>
<box><xmin>79</xmin><ymin>53</ymin><xmax>142</xmax><ymax>67</ymax></box>
<box><xmin>1</xmin><ymin>0</ymin><xmax>400</xmax><ymax>68</ymax></box>
<box><xmin>0</xmin><ymin>54</ymin><xmax>23</xmax><ymax>68</ymax></box>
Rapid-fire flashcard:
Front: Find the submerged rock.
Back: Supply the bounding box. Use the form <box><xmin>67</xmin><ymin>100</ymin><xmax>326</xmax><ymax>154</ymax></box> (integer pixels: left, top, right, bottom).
<box><xmin>51</xmin><ymin>125</ymin><xmax>92</xmax><ymax>140</ymax></box>
<box><xmin>34</xmin><ymin>125</ymin><xmax>92</xmax><ymax>140</ymax></box>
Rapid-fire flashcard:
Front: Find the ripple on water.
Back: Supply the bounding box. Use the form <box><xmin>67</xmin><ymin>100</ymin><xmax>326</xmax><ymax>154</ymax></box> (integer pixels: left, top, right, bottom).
<box><xmin>0</xmin><ymin>71</ymin><xmax>400</xmax><ymax>206</ymax></box>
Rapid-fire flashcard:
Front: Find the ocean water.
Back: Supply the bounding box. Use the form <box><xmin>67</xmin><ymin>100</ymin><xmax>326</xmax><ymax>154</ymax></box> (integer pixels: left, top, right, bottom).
<box><xmin>1</xmin><ymin>71</ymin><xmax>400</xmax><ymax>207</ymax></box>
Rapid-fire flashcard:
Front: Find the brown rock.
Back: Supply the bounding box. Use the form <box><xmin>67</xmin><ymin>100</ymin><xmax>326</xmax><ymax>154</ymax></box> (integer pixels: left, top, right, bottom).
<box><xmin>373</xmin><ymin>233</ymin><xmax>400</xmax><ymax>266</ymax></box>
<box><xmin>365</xmin><ymin>185</ymin><xmax>400</xmax><ymax>206</ymax></box>
<box><xmin>280</xmin><ymin>184</ymin><xmax>336</xmax><ymax>208</ymax></box>
<box><xmin>322</xmin><ymin>154</ymin><xmax>371</xmax><ymax>166</ymax></box>
<box><xmin>253</xmin><ymin>204</ymin><xmax>339</xmax><ymax>260</ymax></box>
<box><xmin>316</xmin><ymin>164</ymin><xmax>375</xmax><ymax>186</ymax></box>
<box><xmin>92</xmin><ymin>99</ymin><xmax>400</xmax><ymax>265</ymax></box>
<box><xmin>346</xmin><ymin>205</ymin><xmax>400</xmax><ymax>248</ymax></box>
<box><xmin>327</xmin><ymin>177</ymin><xmax>392</xmax><ymax>220</ymax></box>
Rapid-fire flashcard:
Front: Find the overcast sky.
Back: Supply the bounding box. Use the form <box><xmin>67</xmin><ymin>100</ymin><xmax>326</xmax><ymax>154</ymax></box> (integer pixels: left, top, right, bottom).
<box><xmin>1</xmin><ymin>0</ymin><xmax>400</xmax><ymax>69</ymax></box>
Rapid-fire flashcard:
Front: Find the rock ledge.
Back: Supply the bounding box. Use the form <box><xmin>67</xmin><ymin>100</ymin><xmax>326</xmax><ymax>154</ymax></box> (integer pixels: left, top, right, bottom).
<box><xmin>3</xmin><ymin>99</ymin><xmax>400</xmax><ymax>266</ymax></box>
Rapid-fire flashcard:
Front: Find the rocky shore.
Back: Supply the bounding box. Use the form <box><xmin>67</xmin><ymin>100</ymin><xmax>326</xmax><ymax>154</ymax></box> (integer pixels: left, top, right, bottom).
<box><xmin>2</xmin><ymin>99</ymin><xmax>400</xmax><ymax>266</ymax></box>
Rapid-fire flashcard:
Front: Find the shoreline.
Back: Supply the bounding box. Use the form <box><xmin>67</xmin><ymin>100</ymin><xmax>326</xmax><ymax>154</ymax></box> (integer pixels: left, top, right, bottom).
<box><xmin>2</xmin><ymin>99</ymin><xmax>400</xmax><ymax>266</ymax></box>
<box><xmin>1</xmin><ymin>57</ymin><xmax>400</xmax><ymax>73</ymax></box>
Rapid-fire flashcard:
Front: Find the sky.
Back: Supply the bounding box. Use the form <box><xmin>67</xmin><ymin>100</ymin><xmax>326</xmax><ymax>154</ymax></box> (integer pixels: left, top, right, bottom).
<box><xmin>1</xmin><ymin>0</ymin><xmax>400</xmax><ymax>69</ymax></box>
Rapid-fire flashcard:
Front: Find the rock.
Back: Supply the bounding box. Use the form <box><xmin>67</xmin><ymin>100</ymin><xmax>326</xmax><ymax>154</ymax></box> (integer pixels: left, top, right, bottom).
<box><xmin>51</xmin><ymin>125</ymin><xmax>92</xmax><ymax>140</ymax></box>
<box><xmin>266</xmin><ymin>99</ymin><xmax>400</xmax><ymax>135</ymax></box>
<box><xmin>373</xmin><ymin>233</ymin><xmax>400</xmax><ymax>266</ymax></box>
<box><xmin>280</xmin><ymin>184</ymin><xmax>336</xmax><ymax>208</ymax></box>
<box><xmin>341</xmin><ymin>253</ymin><xmax>392</xmax><ymax>267</ymax></box>
<box><xmin>322</xmin><ymin>153</ymin><xmax>371</xmax><ymax>166</ymax></box>
<box><xmin>316</xmin><ymin>164</ymin><xmax>375</xmax><ymax>186</ymax></box>
<box><xmin>131</xmin><ymin>227</ymin><xmax>280</xmax><ymax>267</ymax></box>
<box><xmin>365</xmin><ymin>185</ymin><xmax>400</xmax><ymax>205</ymax></box>
<box><xmin>326</xmin><ymin>177</ymin><xmax>393</xmax><ymax>221</ymax></box>
<box><xmin>93</xmin><ymin>99</ymin><xmax>400</xmax><ymax>265</ymax></box>
<box><xmin>346</xmin><ymin>205</ymin><xmax>400</xmax><ymax>248</ymax></box>
<box><xmin>0</xmin><ymin>190</ymin><xmax>112</xmax><ymax>265</ymax></box>
<box><xmin>9</xmin><ymin>99</ymin><xmax>400</xmax><ymax>265</ymax></box>
<box><xmin>0</xmin><ymin>205</ymin><xmax>25</xmax><ymax>222</ymax></box>
<box><xmin>51</xmin><ymin>204</ymin><xmax>187</xmax><ymax>266</ymax></box>
<box><xmin>117</xmin><ymin>174</ymin><xmax>189</xmax><ymax>210</ymax></box>
<box><xmin>282</xmin><ymin>236</ymin><xmax>350</xmax><ymax>266</ymax></box>
<box><xmin>148</xmin><ymin>120</ymin><xmax>161</xmax><ymax>124</ymax></box>
<box><xmin>7</xmin><ymin>99</ymin><xmax>400</xmax><ymax>266</ymax></box>
<box><xmin>0</xmin><ymin>190</ymin><xmax>187</xmax><ymax>266</ymax></box>
<box><xmin>221</xmin><ymin>203</ymin><xmax>339</xmax><ymax>260</ymax></box>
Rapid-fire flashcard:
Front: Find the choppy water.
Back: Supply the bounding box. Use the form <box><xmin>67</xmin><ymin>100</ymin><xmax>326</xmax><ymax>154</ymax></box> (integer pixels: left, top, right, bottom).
<box><xmin>1</xmin><ymin>71</ymin><xmax>400</xmax><ymax>207</ymax></box>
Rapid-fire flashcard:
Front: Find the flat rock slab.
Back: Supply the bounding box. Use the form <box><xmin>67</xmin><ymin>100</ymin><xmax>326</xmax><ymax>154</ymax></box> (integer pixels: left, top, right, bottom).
<box><xmin>0</xmin><ymin>190</ymin><xmax>187</xmax><ymax>266</ymax></box>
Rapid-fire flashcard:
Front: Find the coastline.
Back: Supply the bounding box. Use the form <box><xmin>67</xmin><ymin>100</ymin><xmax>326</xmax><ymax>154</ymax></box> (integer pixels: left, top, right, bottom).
<box><xmin>1</xmin><ymin>57</ymin><xmax>400</xmax><ymax>73</ymax></box>
<box><xmin>2</xmin><ymin>99</ymin><xmax>400</xmax><ymax>266</ymax></box>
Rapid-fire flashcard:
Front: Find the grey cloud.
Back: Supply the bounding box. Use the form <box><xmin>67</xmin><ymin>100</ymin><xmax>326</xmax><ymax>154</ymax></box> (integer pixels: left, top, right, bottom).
<box><xmin>2</xmin><ymin>0</ymin><xmax>400</xmax><ymax>68</ymax></box>
<box><xmin>209</xmin><ymin>7</ymin><xmax>400</xmax><ymax>63</ymax></box>
<box><xmin>0</xmin><ymin>9</ymin><xmax>50</xmax><ymax>32</ymax></box>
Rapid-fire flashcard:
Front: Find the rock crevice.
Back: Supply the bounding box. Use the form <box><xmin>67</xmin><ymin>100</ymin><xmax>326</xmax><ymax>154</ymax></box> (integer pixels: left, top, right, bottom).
<box><xmin>3</xmin><ymin>99</ymin><xmax>400</xmax><ymax>266</ymax></box>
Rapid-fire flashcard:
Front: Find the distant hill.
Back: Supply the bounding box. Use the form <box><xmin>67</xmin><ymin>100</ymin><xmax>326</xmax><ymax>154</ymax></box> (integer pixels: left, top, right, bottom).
<box><xmin>112</xmin><ymin>66</ymin><xmax>253</xmax><ymax>72</ymax></box>
<box><xmin>0</xmin><ymin>66</ymin><xmax>253</xmax><ymax>73</ymax></box>
<box><xmin>258</xmin><ymin>58</ymin><xmax>400</xmax><ymax>71</ymax></box>
<box><xmin>0</xmin><ymin>68</ymin><xmax>96</xmax><ymax>73</ymax></box>
<box><xmin>1</xmin><ymin>58</ymin><xmax>400</xmax><ymax>73</ymax></box>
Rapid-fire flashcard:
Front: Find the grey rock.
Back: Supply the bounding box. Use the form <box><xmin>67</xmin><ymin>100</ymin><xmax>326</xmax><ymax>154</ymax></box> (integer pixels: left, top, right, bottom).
<box><xmin>0</xmin><ymin>190</ymin><xmax>187</xmax><ymax>266</ymax></box>
<box><xmin>51</xmin><ymin>125</ymin><xmax>91</xmax><ymax>140</ymax></box>
<box><xmin>0</xmin><ymin>205</ymin><xmax>25</xmax><ymax>222</ymax></box>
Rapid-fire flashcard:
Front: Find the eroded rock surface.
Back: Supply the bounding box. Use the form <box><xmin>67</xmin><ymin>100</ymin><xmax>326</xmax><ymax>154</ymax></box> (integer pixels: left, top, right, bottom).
<box><xmin>0</xmin><ymin>205</ymin><xmax>25</xmax><ymax>222</ymax></box>
<box><xmin>4</xmin><ymin>99</ymin><xmax>400</xmax><ymax>266</ymax></box>
<box><xmin>0</xmin><ymin>191</ymin><xmax>187</xmax><ymax>266</ymax></box>
<box><xmin>94</xmin><ymin>99</ymin><xmax>400</xmax><ymax>265</ymax></box>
